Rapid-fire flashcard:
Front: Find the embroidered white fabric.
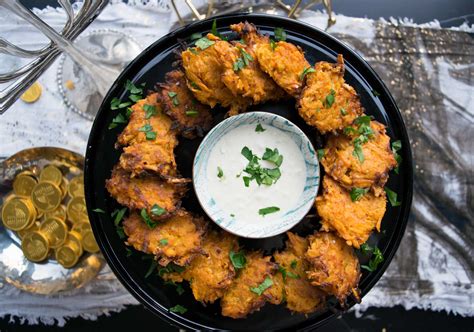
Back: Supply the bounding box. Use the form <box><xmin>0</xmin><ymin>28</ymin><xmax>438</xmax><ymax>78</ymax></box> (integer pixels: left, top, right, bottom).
<box><xmin>0</xmin><ymin>0</ymin><xmax>472</xmax><ymax>326</ymax></box>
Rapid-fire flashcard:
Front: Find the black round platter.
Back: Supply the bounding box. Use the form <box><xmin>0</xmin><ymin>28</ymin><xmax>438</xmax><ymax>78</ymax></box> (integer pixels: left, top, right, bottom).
<box><xmin>84</xmin><ymin>13</ymin><xmax>413</xmax><ymax>331</ymax></box>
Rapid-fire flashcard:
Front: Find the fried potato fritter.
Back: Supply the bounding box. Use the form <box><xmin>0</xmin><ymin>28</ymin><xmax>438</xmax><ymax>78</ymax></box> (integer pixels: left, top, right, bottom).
<box><xmin>182</xmin><ymin>34</ymin><xmax>251</xmax><ymax>115</ymax></box>
<box><xmin>243</xmin><ymin>27</ymin><xmax>309</xmax><ymax>97</ymax></box>
<box><xmin>321</xmin><ymin>120</ymin><xmax>397</xmax><ymax>196</ymax></box>
<box><xmin>116</xmin><ymin>93</ymin><xmax>178</xmax><ymax>178</ymax></box>
<box><xmin>106</xmin><ymin>166</ymin><xmax>187</xmax><ymax>219</ymax></box>
<box><xmin>221</xmin><ymin>251</ymin><xmax>277</xmax><ymax>319</ymax></box>
<box><xmin>305</xmin><ymin>232</ymin><xmax>360</xmax><ymax>304</ymax></box>
<box><xmin>123</xmin><ymin>210</ymin><xmax>207</xmax><ymax>266</ymax></box>
<box><xmin>158</xmin><ymin>70</ymin><xmax>213</xmax><ymax>139</ymax></box>
<box><xmin>298</xmin><ymin>55</ymin><xmax>363</xmax><ymax>133</ymax></box>
<box><xmin>316</xmin><ymin>176</ymin><xmax>387</xmax><ymax>248</ymax></box>
<box><xmin>268</xmin><ymin>233</ymin><xmax>326</xmax><ymax>314</ymax></box>
<box><xmin>213</xmin><ymin>25</ymin><xmax>285</xmax><ymax>104</ymax></box>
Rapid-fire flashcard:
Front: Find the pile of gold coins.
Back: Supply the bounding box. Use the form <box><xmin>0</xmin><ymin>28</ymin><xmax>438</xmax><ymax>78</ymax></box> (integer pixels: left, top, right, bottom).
<box><xmin>1</xmin><ymin>164</ymin><xmax>99</xmax><ymax>268</ymax></box>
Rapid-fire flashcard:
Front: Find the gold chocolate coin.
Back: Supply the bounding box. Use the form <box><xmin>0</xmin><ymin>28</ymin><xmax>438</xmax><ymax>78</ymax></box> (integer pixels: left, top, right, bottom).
<box><xmin>21</xmin><ymin>231</ymin><xmax>49</xmax><ymax>262</ymax></box>
<box><xmin>67</xmin><ymin>196</ymin><xmax>88</xmax><ymax>224</ymax></box>
<box><xmin>60</xmin><ymin>178</ymin><xmax>68</xmax><ymax>199</ymax></box>
<box><xmin>82</xmin><ymin>229</ymin><xmax>100</xmax><ymax>253</ymax></box>
<box><xmin>67</xmin><ymin>175</ymin><xmax>84</xmax><ymax>198</ymax></box>
<box><xmin>55</xmin><ymin>246</ymin><xmax>79</xmax><ymax>268</ymax></box>
<box><xmin>13</xmin><ymin>175</ymin><xmax>38</xmax><ymax>197</ymax></box>
<box><xmin>1</xmin><ymin>198</ymin><xmax>34</xmax><ymax>231</ymax></box>
<box><xmin>31</xmin><ymin>182</ymin><xmax>61</xmax><ymax>212</ymax></box>
<box><xmin>68</xmin><ymin>230</ymin><xmax>84</xmax><ymax>257</ymax></box>
<box><xmin>40</xmin><ymin>218</ymin><xmax>68</xmax><ymax>248</ymax></box>
<box><xmin>72</xmin><ymin>222</ymin><xmax>90</xmax><ymax>236</ymax></box>
<box><xmin>39</xmin><ymin>165</ymin><xmax>62</xmax><ymax>186</ymax></box>
<box><xmin>44</xmin><ymin>204</ymin><xmax>67</xmax><ymax>222</ymax></box>
<box><xmin>17</xmin><ymin>221</ymin><xmax>39</xmax><ymax>239</ymax></box>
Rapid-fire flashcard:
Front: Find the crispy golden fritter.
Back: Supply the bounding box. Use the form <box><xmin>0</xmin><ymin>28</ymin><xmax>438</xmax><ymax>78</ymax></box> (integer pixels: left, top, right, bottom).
<box><xmin>213</xmin><ymin>27</ymin><xmax>285</xmax><ymax>104</ymax></box>
<box><xmin>116</xmin><ymin>93</ymin><xmax>178</xmax><ymax>178</ymax></box>
<box><xmin>268</xmin><ymin>233</ymin><xmax>326</xmax><ymax>314</ymax></box>
<box><xmin>182</xmin><ymin>34</ymin><xmax>251</xmax><ymax>116</ymax></box>
<box><xmin>105</xmin><ymin>166</ymin><xmax>187</xmax><ymax>220</ymax></box>
<box><xmin>123</xmin><ymin>210</ymin><xmax>207</xmax><ymax>266</ymax></box>
<box><xmin>179</xmin><ymin>230</ymin><xmax>239</xmax><ymax>303</ymax></box>
<box><xmin>321</xmin><ymin>120</ymin><xmax>397</xmax><ymax>196</ymax></box>
<box><xmin>316</xmin><ymin>176</ymin><xmax>387</xmax><ymax>248</ymax></box>
<box><xmin>298</xmin><ymin>55</ymin><xmax>363</xmax><ymax>133</ymax></box>
<box><xmin>305</xmin><ymin>232</ymin><xmax>360</xmax><ymax>304</ymax></box>
<box><xmin>221</xmin><ymin>251</ymin><xmax>277</xmax><ymax>319</ymax></box>
<box><xmin>246</xmin><ymin>27</ymin><xmax>309</xmax><ymax>97</ymax></box>
<box><xmin>158</xmin><ymin>70</ymin><xmax>213</xmax><ymax>139</ymax></box>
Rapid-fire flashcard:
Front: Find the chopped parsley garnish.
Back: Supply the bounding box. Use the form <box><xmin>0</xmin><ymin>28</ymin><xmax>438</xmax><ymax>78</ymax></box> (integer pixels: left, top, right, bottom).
<box><xmin>347</xmin><ymin>115</ymin><xmax>375</xmax><ymax>163</ymax></box>
<box><xmin>300</xmin><ymin>67</ymin><xmax>315</xmax><ymax>81</ymax></box>
<box><xmin>258</xmin><ymin>206</ymin><xmax>280</xmax><ymax>216</ymax></box>
<box><xmin>343</xmin><ymin>126</ymin><xmax>358</xmax><ymax>135</ymax></box>
<box><xmin>233</xmin><ymin>48</ymin><xmax>253</xmax><ymax>72</ymax></box>
<box><xmin>317</xmin><ymin>149</ymin><xmax>325</xmax><ymax>161</ymax></box>
<box><xmin>108</xmin><ymin>113</ymin><xmax>128</xmax><ymax>129</ymax></box>
<box><xmin>360</xmin><ymin>243</ymin><xmax>373</xmax><ymax>255</ymax></box>
<box><xmin>138</xmin><ymin>123</ymin><xmax>157</xmax><ymax>141</ymax></box>
<box><xmin>353</xmin><ymin>144</ymin><xmax>365</xmax><ymax>163</ymax></box>
<box><xmin>372</xmin><ymin>89</ymin><xmax>381</xmax><ymax>97</ymax></box>
<box><xmin>229</xmin><ymin>251</ymin><xmax>247</xmax><ymax>269</ymax></box>
<box><xmin>112</xmin><ymin>207</ymin><xmax>127</xmax><ymax>226</ymax></box>
<box><xmin>350</xmin><ymin>187</ymin><xmax>369</xmax><ymax>201</ymax></box>
<box><xmin>168</xmin><ymin>92</ymin><xmax>177</xmax><ymax>98</ymax></box>
<box><xmin>217</xmin><ymin>166</ymin><xmax>224</xmax><ymax>178</ymax></box>
<box><xmin>230</xmin><ymin>213</ymin><xmax>235</xmax><ymax>217</ymax></box>
<box><xmin>240</xmin><ymin>147</ymin><xmax>283</xmax><ymax>186</ymax></box>
<box><xmin>250</xmin><ymin>277</ymin><xmax>273</xmax><ymax>295</ymax></box>
<box><xmin>93</xmin><ymin>208</ymin><xmax>105</xmax><ymax>214</ymax></box>
<box><xmin>140</xmin><ymin>208</ymin><xmax>157</xmax><ymax>229</ymax></box>
<box><xmin>125</xmin><ymin>80</ymin><xmax>144</xmax><ymax>95</ymax></box>
<box><xmin>129</xmin><ymin>94</ymin><xmax>142</xmax><ymax>102</ymax></box>
<box><xmin>237</xmin><ymin>39</ymin><xmax>246</xmax><ymax>45</ymax></box>
<box><xmin>190</xmin><ymin>32</ymin><xmax>202</xmax><ymax>40</ymax></box>
<box><xmin>391</xmin><ymin>140</ymin><xmax>402</xmax><ymax>174</ymax></box>
<box><xmin>125</xmin><ymin>248</ymin><xmax>133</xmax><ymax>257</ymax></box>
<box><xmin>340</xmin><ymin>108</ymin><xmax>347</xmax><ymax>116</ymax></box>
<box><xmin>278</xmin><ymin>266</ymin><xmax>300</xmax><ymax>282</ymax></box>
<box><xmin>175</xmin><ymin>283</ymin><xmax>185</xmax><ymax>295</ymax></box>
<box><xmin>144</xmin><ymin>258</ymin><xmax>158</xmax><ymax>278</ymax></box>
<box><xmin>157</xmin><ymin>263</ymin><xmax>185</xmax><ymax>277</ymax></box>
<box><xmin>270</xmin><ymin>39</ymin><xmax>277</xmax><ymax>51</ymax></box>
<box><xmin>110</xmin><ymin>98</ymin><xmax>131</xmax><ymax>110</ymax></box>
<box><xmin>255</xmin><ymin>123</ymin><xmax>266</xmax><ymax>132</ymax></box>
<box><xmin>274</xmin><ymin>27</ymin><xmax>287</xmax><ymax>41</ymax></box>
<box><xmin>169</xmin><ymin>305</ymin><xmax>187</xmax><ymax>314</ymax></box>
<box><xmin>159</xmin><ymin>239</ymin><xmax>168</xmax><ymax>246</ymax></box>
<box><xmin>210</xmin><ymin>19</ymin><xmax>226</xmax><ymax>40</ymax></box>
<box><xmin>167</xmin><ymin>91</ymin><xmax>179</xmax><ymax>106</ymax></box>
<box><xmin>190</xmin><ymin>81</ymin><xmax>200</xmax><ymax>90</ymax></box>
<box><xmin>195</xmin><ymin>37</ymin><xmax>215</xmax><ymax>50</ymax></box>
<box><xmin>324</xmin><ymin>89</ymin><xmax>336</xmax><ymax>108</ymax></box>
<box><xmin>126</xmin><ymin>107</ymin><xmax>133</xmax><ymax>118</ymax></box>
<box><xmin>143</xmin><ymin>104</ymin><xmax>157</xmax><ymax>119</ymax></box>
<box><xmin>151</xmin><ymin>204</ymin><xmax>166</xmax><ymax>217</ymax></box>
<box><xmin>189</xmin><ymin>47</ymin><xmax>199</xmax><ymax>55</ymax></box>
<box><xmin>290</xmin><ymin>260</ymin><xmax>297</xmax><ymax>269</ymax></box>
<box><xmin>361</xmin><ymin>246</ymin><xmax>384</xmax><ymax>272</ymax></box>
<box><xmin>185</xmin><ymin>109</ymin><xmax>198</xmax><ymax>117</ymax></box>
<box><xmin>385</xmin><ymin>187</ymin><xmax>401</xmax><ymax>207</ymax></box>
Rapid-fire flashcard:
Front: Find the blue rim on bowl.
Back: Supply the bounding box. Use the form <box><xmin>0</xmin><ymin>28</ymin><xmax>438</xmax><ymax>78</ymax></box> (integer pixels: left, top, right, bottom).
<box><xmin>193</xmin><ymin>112</ymin><xmax>320</xmax><ymax>238</ymax></box>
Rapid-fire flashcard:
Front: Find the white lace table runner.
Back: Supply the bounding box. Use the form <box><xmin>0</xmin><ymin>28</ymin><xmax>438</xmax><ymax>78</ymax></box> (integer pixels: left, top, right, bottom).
<box><xmin>0</xmin><ymin>0</ymin><xmax>472</xmax><ymax>326</ymax></box>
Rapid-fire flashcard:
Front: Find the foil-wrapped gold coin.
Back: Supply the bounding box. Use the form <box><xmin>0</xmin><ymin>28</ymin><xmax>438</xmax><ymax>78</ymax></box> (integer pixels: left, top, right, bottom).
<box><xmin>82</xmin><ymin>229</ymin><xmax>100</xmax><ymax>253</ymax></box>
<box><xmin>13</xmin><ymin>175</ymin><xmax>38</xmax><ymax>197</ymax></box>
<box><xmin>66</xmin><ymin>196</ymin><xmax>87</xmax><ymax>224</ymax></box>
<box><xmin>21</xmin><ymin>231</ymin><xmax>49</xmax><ymax>262</ymax></box>
<box><xmin>31</xmin><ymin>182</ymin><xmax>61</xmax><ymax>212</ymax></box>
<box><xmin>17</xmin><ymin>221</ymin><xmax>39</xmax><ymax>239</ymax></box>
<box><xmin>55</xmin><ymin>245</ymin><xmax>79</xmax><ymax>268</ymax></box>
<box><xmin>44</xmin><ymin>204</ymin><xmax>67</xmax><ymax>222</ymax></box>
<box><xmin>39</xmin><ymin>165</ymin><xmax>62</xmax><ymax>186</ymax></box>
<box><xmin>40</xmin><ymin>218</ymin><xmax>68</xmax><ymax>249</ymax></box>
<box><xmin>71</xmin><ymin>222</ymin><xmax>90</xmax><ymax>236</ymax></box>
<box><xmin>68</xmin><ymin>230</ymin><xmax>84</xmax><ymax>257</ymax></box>
<box><xmin>1</xmin><ymin>198</ymin><xmax>35</xmax><ymax>231</ymax></box>
<box><xmin>60</xmin><ymin>178</ymin><xmax>68</xmax><ymax>200</ymax></box>
<box><xmin>67</xmin><ymin>175</ymin><xmax>84</xmax><ymax>198</ymax></box>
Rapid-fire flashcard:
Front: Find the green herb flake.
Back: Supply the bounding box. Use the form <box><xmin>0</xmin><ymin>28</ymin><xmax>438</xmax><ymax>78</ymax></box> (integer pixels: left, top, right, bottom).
<box><xmin>324</xmin><ymin>89</ymin><xmax>336</xmax><ymax>108</ymax></box>
<box><xmin>125</xmin><ymin>248</ymin><xmax>133</xmax><ymax>257</ymax></box>
<box><xmin>190</xmin><ymin>32</ymin><xmax>202</xmax><ymax>40</ymax></box>
<box><xmin>278</xmin><ymin>265</ymin><xmax>288</xmax><ymax>281</ymax></box>
<box><xmin>353</xmin><ymin>143</ymin><xmax>364</xmax><ymax>163</ymax></box>
<box><xmin>241</xmin><ymin>146</ymin><xmax>253</xmax><ymax>161</ymax></box>
<box><xmin>175</xmin><ymin>283</ymin><xmax>185</xmax><ymax>295</ymax></box>
<box><xmin>129</xmin><ymin>94</ymin><xmax>142</xmax><ymax>102</ymax></box>
<box><xmin>270</xmin><ymin>39</ymin><xmax>277</xmax><ymax>51</ymax></box>
<box><xmin>116</xmin><ymin>226</ymin><xmax>126</xmax><ymax>239</ymax></box>
<box><xmin>344</xmin><ymin>126</ymin><xmax>358</xmax><ymax>135</ymax></box>
<box><xmin>317</xmin><ymin>149</ymin><xmax>325</xmax><ymax>161</ymax></box>
<box><xmin>108</xmin><ymin>113</ymin><xmax>128</xmax><ymax>129</ymax></box>
<box><xmin>169</xmin><ymin>304</ymin><xmax>187</xmax><ymax>314</ymax></box>
<box><xmin>185</xmin><ymin>110</ymin><xmax>198</xmax><ymax>117</ymax></box>
<box><xmin>274</xmin><ymin>27</ymin><xmax>287</xmax><ymax>41</ymax></box>
<box><xmin>217</xmin><ymin>166</ymin><xmax>224</xmax><ymax>179</ymax></box>
<box><xmin>290</xmin><ymin>260</ymin><xmax>297</xmax><ymax>269</ymax></box>
<box><xmin>159</xmin><ymin>238</ymin><xmax>168</xmax><ymax>246</ymax></box>
<box><xmin>195</xmin><ymin>37</ymin><xmax>215</xmax><ymax>50</ymax></box>
<box><xmin>259</xmin><ymin>206</ymin><xmax>280</xmax><ymax>216</ymax></box>
<box><xmin>93</xmin><ymin>208</ymin><xmax>105</xmax><ymax>214</ymax></box>
<box><xmin>125</xmin><ymin>80</ymin><xmax>144</xmax><ymax>95</ymax></box>
<box><xmin>262</xmin><ymin>148</ymin><xmax>283</xmax><ymax>167</ymax></box>
<box><xmin>233</xmin><ymin>57</ymin><xmax>245</xmax><ymax>72</ymax></box>
<box><xmin>250</xmin><ymin>277</ymin><xmax>273</xmax><ymax>295</ymax></box>
<box><xmin>350</xmin><ymin>187</ymin><xmax>369</xmax><ymax>202</ymax></box>
<box><xmin>372</xmin><ymin>89</ymin><xmax>381</xmax><ymax>97</ymax></box>
<box><xmin>361</xmin><ymin>246</ymin><xmax>384</xmax><ymax>272</ymax></box>
<box><xmin>140</xmin><ymin>208</ymin><xmax>157</xmax><ymax>229</ymax></box>
<box><xmin>385</xmin><ymin>187</ymin><xmax>401</xmax><ymax>207</ymax></box>
<box><xmin>113</xmin><ymin>207</ymin><xmax>127</xmax><ymax>226</ymax></box>
<box><xmin>286</xmin><ymin>271</ymin><xmax>300</xmax><ymax>279</ymax></box>
<box><xmin>110</xmin><ymin>97</ymin><xmax>121</xmax><ymax>110</ymax></box>
<box><xmin>229</xmin><ymin>251</ymin><xmax>247</xmax><ymax>269</ymax></box>
<box><xmin>189</xmin><ymin>47</ymin><xmax>199</xmax><ymax>55</ymax></box>
<box><xmin>190</xmin><ymin>81</ymin><xmax>200</xmax><ymax>90</ymax></box>
<box><xmin>210</xmin><ymin>19</ymin><xmax>226</xmax><ymax>40</ymax></box>
<box><xmin>167</xmin><ymin>91</ymin><xmax>177</xmax><ymax>98</ymax></box>
<box><xmin>255</xmin><ymin>123</ymin><xmax>266</xmax><ymax>132</ymax></box>
<box><xmin>139</xmin><ymin>123</ymin><xmax>152</xmax><ymax>132</ymax></box>
<box><xmin>340</xmin><ymin>108</ymin><xmax>347</xmax><ymax>116</ymax></box>
<box><xmin>391</xmin><ymin>140</ymin><xmax>402</xmax><ymax>174</ymax></box>
<box><xmin>243</xmin><ymin>176</ymin><xmax>251</xmax><ymax>187</ymax></box>
<box><xmin>230</xmin><ymin>213</ymin><xmax>235</xmax><ymax>217</ymax></box>
<box><xmin>125</xmin><ymin>107</ymin><xmax>133</xmax><ymax>118</ymax></box>
<box><xmin>144</xmin><ymin>259</ymin><xmax>158</xmax><ymax>278</ymax></box>
<box><xmin>151</xmin><ymin>204</ymin><xmax>166</xmax><ymax>217</ymax></box>
<box><xmin>300</xmin><ymin>67</ymin><xmax>316</xmax><ymax>81</ymax></box>
<box><xmin>143</xmin><ymin>104</ymin><xmax>157</xmax><ymax>119</ymax></box>
<box><xmin>145</xmin><ymin>131</ymin><xmax>157</xmax><ymax>140</ymax></box>
<box><xmin>360</xmin><ymin>243</ymin><xmax>373</xmax><ymax>255</ymax></box>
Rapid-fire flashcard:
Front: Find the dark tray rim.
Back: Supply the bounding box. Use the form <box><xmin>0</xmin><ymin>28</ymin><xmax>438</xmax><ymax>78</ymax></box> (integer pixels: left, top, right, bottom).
<box><xmin>84</xmin><ymin>12</ymin><xmax>413</xmax><ymax>331</ymax></box>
